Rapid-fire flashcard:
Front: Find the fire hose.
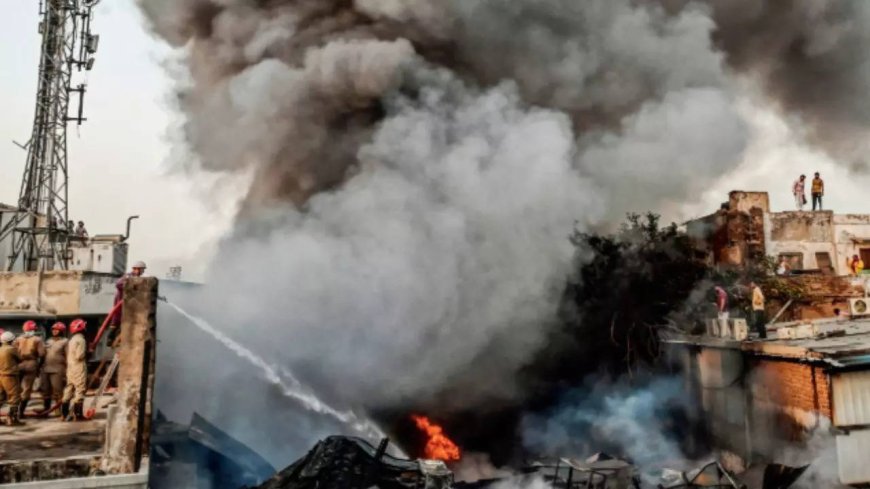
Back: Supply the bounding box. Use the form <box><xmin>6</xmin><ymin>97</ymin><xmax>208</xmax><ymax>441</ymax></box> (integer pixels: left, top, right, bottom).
<box><xmin>90</xmin><ymin>301</ymin><xmax>123</xmax><ymax>352</ymax></box>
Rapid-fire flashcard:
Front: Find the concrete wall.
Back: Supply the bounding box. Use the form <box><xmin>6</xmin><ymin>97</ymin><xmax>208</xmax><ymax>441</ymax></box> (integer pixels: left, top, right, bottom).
<box><xmin>102</xmin><ymin>278</ymin><xmax>158</xmax><ymax>475</ymax></box>
<box><xmin>764</xmin><ymin>212</ymin><xmax>870</xmax><ymax>274</ymax></box>
<box><xmin>766</xmin><ymin>212</ymin><xmax>837</xmax><ymax>271</ymax></box>
<box><xmin>769</xmin><ymin>212</ymin><xmax>834</xmax><ymax>242</ymax></box>
<box><xmin>0</xmin><ymin>472</ymin><xmax>148</xmax><ymax>488</ymax></box>
<box><xmin>0</xmin><ymin>271</ymin><xmax>116</xmax><ymax>317</ymax></box>
<box><xmin>834</xmin><ymin>215</ymin><xmax>870</xmax><ymax>275</ymax></box>
<box><xmin>766</xmin><ymin>240</ymin><xmax>837</xmax><ymax>272</ymax></box>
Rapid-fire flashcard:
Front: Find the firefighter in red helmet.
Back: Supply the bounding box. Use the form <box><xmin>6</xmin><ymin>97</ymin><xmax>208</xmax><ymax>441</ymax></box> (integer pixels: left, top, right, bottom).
<box><xmin>40</xmin><ymin>322</ymin><xmax>68</xmax><ymax>417</ymax></box>
<box><xmin>62</xmin><ymin>319</ymin><xmax>88</xmax><ymax>421</ymax></box>
<box><xmin>14</xmin><ymin>320</ymin><xmax>46</xmax><ymax>419</ymax></box>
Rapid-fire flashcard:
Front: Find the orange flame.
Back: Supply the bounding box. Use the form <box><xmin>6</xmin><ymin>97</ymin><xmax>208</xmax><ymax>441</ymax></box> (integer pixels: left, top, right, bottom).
<box><xmin>411</xmin><ymin>415</ymin><xmax>461</xmax><ymax>462</ymax></box>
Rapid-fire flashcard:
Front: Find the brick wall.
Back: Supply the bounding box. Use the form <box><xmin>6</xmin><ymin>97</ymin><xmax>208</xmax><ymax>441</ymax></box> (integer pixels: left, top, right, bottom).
<box><xmin>751</xmin><ymin>359</ymin><xmax>831</xmax><ymax>428</ymax></box>
<box><xmin>744</xmin><ymin>358</ymin><xmax>833</xmax><ymax>456</ymax></box>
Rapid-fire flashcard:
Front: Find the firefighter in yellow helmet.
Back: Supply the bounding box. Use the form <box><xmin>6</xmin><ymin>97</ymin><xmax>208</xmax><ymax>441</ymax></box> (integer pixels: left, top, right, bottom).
<box><xmin>62</xmin><ymin>319</ymin><xmax>88</xmax><ymax>421</ymax></box>
<box><xmin>0</xmin><ymin>331</ymin><xmax>23</xmax><ymax>426</ymax></box>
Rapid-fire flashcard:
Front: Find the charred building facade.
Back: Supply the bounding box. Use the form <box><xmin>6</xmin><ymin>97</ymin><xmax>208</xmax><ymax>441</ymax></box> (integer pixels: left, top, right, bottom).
<box><xmin>687</xmin><ymin>191</ymin><xmax>870</xmax><ymax>320</ymax></box>
<box><xmin>687</xmin><ymin>191</ymin><xmax>870</xmax><ymax>276</ymax></box>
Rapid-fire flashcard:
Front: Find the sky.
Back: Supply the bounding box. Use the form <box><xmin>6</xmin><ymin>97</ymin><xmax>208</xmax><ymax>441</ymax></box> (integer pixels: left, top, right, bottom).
<box><xmin>3</xmin><ymin>1</ymin><xmax>870</xmax><ymax>282</ymax></box>
<box><xmin>0</xmin><ymin>0</ymin><xmax>242</xmax><ymax>282</ymax></box>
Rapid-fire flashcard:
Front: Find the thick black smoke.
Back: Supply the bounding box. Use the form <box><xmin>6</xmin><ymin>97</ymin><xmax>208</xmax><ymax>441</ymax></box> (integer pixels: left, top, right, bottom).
<box><xmin>138</xmin><ymin>0</ymin><xmax>870</xmax><ymax>468</ymax></box>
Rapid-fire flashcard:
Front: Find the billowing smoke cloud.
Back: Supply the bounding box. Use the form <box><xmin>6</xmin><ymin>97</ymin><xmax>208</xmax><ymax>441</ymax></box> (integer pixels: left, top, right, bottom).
<box><xmin>137</xmin><ymin>0</ymin><xmax>870</xmax><ymax>452</ymax></box>
<box><xmin>697</xmin><ymin>0</ymin><xmax>870</xmax><ymax>166</ymax></box>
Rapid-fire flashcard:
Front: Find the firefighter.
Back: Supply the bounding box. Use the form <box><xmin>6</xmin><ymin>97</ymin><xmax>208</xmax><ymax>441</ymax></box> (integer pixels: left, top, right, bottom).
<box><xmin>108</xmin><ymin>261</ymin><xmax>146</xmax><ymax>341</ymax></box>
<box><xmin>14</xmin><ymin>320</ymin><xmax>46</xmax><ymax>419</ymax></box>
<box><xmin>62</xmin><ymin>319</ymin><xmax>88</xmax><ymax>421</ymax></box>
<box><xmin>41</xmin><ymin>322</ymin><xmax>68</xmax><ymax>417</ymax></box>
<box><xmin>0</xmin><ymin>331</ymin><xmax>23</xmax><ymax>426</ymax></box>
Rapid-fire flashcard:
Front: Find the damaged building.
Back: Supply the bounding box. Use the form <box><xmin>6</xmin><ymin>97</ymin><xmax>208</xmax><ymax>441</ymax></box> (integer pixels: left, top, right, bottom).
<box><xmin>687</xmin><ymin>191</ymin><xmax>869</xmax><ymax>319</ymax></box>
<box><xmin>664</xmin><ymin>192</ymin><xmax>870</xmax><ymax>486</ymax></box>
<box><xmin>663</xmin><ymin>318</ymin><xmax>870</xmax><ymax>486</ymax></box>
<box><xmin>687</xmin><ymin>191</ymin><xmax>870</xmax><ymax>277</ymax></box>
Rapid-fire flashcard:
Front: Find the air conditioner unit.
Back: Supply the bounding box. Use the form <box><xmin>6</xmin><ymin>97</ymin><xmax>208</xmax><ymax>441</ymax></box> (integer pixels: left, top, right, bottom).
<box><xmin>849</xmin><ymin>298</ymin><xmax>869</xmax><ymax>316</ymax></box>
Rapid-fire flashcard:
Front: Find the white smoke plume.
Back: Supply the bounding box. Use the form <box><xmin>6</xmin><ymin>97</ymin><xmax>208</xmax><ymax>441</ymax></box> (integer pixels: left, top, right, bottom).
<box><xmin>769</xmin><ymin>419</ymin><xmax>847</xmax><ymax>489</ymax></box>
<box><xmin>137</xmin><ymin>0</ymin><xmax>870</xmax><ymax>458</ymax></box>
<box><xmin>520</xmin><ymin>378</ymin><xmax>695</xmax><ymax>480</ymax></box>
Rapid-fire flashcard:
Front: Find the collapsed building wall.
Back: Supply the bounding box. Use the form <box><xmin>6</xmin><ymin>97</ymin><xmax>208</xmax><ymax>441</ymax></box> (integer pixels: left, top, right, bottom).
<box><xmin>687</xmin><ymin>191</ymin><xmax>767</xmax><ymax>268</ymax></box>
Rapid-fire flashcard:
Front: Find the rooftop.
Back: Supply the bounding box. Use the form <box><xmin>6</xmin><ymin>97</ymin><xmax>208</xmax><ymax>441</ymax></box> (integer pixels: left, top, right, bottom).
<box><xmin>662</xmin><ymin>317</ymin><xmax>870</xmax><ymax>369</ymax></box>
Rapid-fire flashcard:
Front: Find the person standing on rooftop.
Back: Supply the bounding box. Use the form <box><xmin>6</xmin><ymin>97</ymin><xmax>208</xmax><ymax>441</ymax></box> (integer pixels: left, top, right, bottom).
<box><xmin>793</xmin><ymin>175</ymin><xmax>807</xmax><ymax>211</ymax></box>
<box><xmin>811</xmin><ymin>172</ymin><xmax>825</xmax><ymax>211</ymax></box>
<box><xmin>750</xmin><ymin>282</ymin><xmax>767</xmax><ymax>339</ymax></box>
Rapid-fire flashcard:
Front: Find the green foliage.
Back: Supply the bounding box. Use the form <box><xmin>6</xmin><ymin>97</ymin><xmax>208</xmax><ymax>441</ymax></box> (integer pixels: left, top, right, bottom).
<box><xmin>532</xmin><ymin>211</ymin><xmax>808</xmax><ymax>385</ymax></box>
<box><xmin>550</xmin><ymin>213</ymin><xmax>710</xmax><ymax>379</ymax></box>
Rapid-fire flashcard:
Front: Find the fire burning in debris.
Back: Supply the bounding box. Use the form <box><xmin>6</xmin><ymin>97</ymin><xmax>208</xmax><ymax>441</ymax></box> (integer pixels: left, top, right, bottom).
<box><xmin>411</xmin><ymin>415</ymin><xmax>461</xmax><ymax>462</ymax></box>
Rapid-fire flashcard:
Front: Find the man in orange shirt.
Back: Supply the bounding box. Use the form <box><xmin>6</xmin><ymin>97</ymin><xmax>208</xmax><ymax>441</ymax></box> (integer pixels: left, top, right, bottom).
<box><xmin>811</xmin><ymin>172</ymin><xmax>824</xmax><ymax>211</ymax></box>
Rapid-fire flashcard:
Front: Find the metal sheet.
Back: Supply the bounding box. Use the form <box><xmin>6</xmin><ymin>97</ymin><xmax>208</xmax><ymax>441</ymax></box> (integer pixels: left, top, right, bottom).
<box><xmin>833</xmin><ymin>371</ymin><xmax>870</xmax><ymax>426</ymax></box>
<box><xmin>836</xmin><ymin>430</ymin><xmax>870</xmax><ymax>485</ymax></box>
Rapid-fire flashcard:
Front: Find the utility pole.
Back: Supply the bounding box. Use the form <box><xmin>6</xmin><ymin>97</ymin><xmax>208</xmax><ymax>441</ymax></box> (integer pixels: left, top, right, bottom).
<box><xmin>1</xmin><ymin>0</ymin><xmax>101</xmax><ymax>271</ymax></box>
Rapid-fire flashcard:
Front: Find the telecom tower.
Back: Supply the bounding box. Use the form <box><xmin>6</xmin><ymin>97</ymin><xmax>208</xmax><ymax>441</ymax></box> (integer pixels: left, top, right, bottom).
<box><xmin>0</xmin><ymin>0</ymin><xmax>101</xmax><ymax>272</ymax></box>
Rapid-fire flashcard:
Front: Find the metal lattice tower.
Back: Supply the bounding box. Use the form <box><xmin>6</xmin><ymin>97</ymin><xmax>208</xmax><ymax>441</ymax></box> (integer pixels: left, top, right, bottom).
<box><xmin>0</xmin><ymin>0</ymin><xmax>101</xmax><ymax>272</ymax></box>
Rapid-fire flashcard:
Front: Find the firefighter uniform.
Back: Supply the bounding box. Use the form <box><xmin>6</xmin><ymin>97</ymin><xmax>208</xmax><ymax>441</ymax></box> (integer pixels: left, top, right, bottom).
<box><xmin>14</xmin><ymin>333</ymin><xmax>46</xmax><ymax>417</ymax></box>
<box><xmin>41</xmin><ymin>336</ymin><xmax>68</xmax><ymax>412</ymax></box>
<box><xmin>62</xmin><ymin>332</ymin><xmax>88</xmax><ymax>418</ymax></box>
<box><xmin>0</xmin><ymin>338</ymin><xmax>23</xmax><ymax>425</ymax></box>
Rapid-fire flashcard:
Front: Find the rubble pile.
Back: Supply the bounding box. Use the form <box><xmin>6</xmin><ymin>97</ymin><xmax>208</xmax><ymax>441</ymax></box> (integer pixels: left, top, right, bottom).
<box><xmin>247</xmin><ymin>437</ymin><xmax>810</xmax><ymax>489</ymax></box>
<box><xmin>249</xmin><ymin>436</ymin><xmax>452</xmax><ymax>489</ymax></box>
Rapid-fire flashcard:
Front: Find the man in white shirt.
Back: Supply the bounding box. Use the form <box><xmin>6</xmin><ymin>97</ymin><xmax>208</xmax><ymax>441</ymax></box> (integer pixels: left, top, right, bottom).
<box><xmin>792</xmin><ymin>175</ymin><xmax>806</xmax><ymax>211</ymax></box>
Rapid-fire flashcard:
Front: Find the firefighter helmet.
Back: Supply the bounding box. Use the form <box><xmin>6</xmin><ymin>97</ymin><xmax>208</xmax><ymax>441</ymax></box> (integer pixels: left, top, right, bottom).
<box><xmin>70</xmin><ymin>319</ymin><xmax>87</xmax><ymax>334</ymax></box>
<box><xmin>0</xmin><ymin>331</ymin><xmax>14</xmax><ymax>343</ymax></box>
<box><xmin>52</xmin><ymin>322</ymin><xmax>67</xmax><ymax>333</ymax></box>
<box><xmin>23</xmin><ymin>320</ymin><xmax>37</xmax><ymax>332</ymax></box>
